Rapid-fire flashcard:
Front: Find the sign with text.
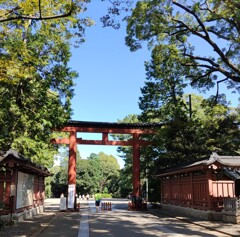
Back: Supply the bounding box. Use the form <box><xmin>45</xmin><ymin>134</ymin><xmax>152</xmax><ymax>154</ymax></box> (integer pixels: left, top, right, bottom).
<box><xmin>16</xmin><ymin>172</ymin><xmax>34</xmax><ymax>209</ymax></box>
<box><xmin>68</xmin><ymin>184</ymin><xmax>75</xmax><ymax>209</ymax></box>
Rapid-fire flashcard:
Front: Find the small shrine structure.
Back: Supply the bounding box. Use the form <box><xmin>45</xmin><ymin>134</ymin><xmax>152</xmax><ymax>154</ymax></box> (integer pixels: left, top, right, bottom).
<box><xmin>156</xmin><ymin>153</ymin><xmax>240</xmax><ymax>223</ymax></box>
<box><xmin>0</xmin><ymin>150</ymin><xmax>51</xmax><ymax>221</ymax></box>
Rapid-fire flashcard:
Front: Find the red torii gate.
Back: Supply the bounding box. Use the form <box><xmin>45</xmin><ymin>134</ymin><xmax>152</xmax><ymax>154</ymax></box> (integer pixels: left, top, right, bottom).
<box><xmin>53</xmin><ymin>120</ymin><xmax>159</xmax><ymax>208</ymax></box>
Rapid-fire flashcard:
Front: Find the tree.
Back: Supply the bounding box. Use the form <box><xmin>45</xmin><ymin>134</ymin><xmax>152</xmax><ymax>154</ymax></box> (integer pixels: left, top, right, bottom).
<box><xmin>139</xmin><ymin>44</ymin><xmax>188</xmax><ymax>122</ymax></box>
<box><xmin>0</xmin><ymin>0</ymin><xmax>133</xmax><ymax>26</ymax></box>
<box><xmin>140</xmin><ymin>92</ymin><xmax>240</xmax><ymax>169</ymax></box>
<box><xmin>98</xmin><ymin>152</ymin><xmax>120</xmax><ymax>193</ymax></box>
<box><xmin>76</xmin><ymin>158</ymin><xmax>96</xmax><ymax>195</ymax></box>
<box><xmin>124</xmin><ymin>0</ymin><xmax>240</xmax><ymax>172</ymax></box>
<box><xmin>0</xmin><ymin>0</ymin><xmax>75</xmax><ymax>22</ymax></box>
<box><xmin>125</xmin><ymin>0</ymin><xmax>240</xmax><ymax>95</ymax></box>
<box><xmin>101</xmin><ymin>0</ymin><xmax>240</xmax><ymax>201</ymax></box>
<box><xmin>50</xmin><ymin>150</ymin><xmax>121</xmax><ymax>197</ymax></box>
<box><xmin>0</xmin><ymin>0</ymin><xmax>93</xmax><ymax>166</ymax></box>
<box><xmin>88</xmin><ymin>152</ymin><xmax>120</xmax><ymax>194</ymax></box>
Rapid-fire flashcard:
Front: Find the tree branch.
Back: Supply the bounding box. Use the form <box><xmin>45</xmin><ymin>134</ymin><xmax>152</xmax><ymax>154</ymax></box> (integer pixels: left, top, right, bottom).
<box><xmin>173</xmin><ymin>0</ymin><xmax>210</xmax><ymax>39</ymax></box>
<box><xmin>171</xmin><ymin>1</ymin><xmax>240</xmax><ymax>82</ymax></box>
<box><xmin>184</xmin><ymin>53</ymin><xmax>220</xmax><ymax>68</ymax></box>
<box><xmin>39</xmin><ymin>0</ymin><xmax>42</xmax><ymax>19</ymax></box>
<box><xmin>0</xmin><ymin>0</ymin><xmax>73</xmax><ymax>22</ymax></box>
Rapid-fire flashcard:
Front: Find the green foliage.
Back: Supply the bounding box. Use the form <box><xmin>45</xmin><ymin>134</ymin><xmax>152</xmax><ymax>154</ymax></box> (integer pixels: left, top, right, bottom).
<box><xmin>101</xmin><ymin>193</ymin><xmax>112</xmax><ymax>198</ymax></box>
<box><xmin>115</xmin><ymin>98</ymin><xmax>240</xmax><ymax>200</ymax></box>
<box><xmin>0</xmin><ymin>0</ymin><xmax>95</xmax><ymax>167</ymax></box>
<box><xmin>73</xmin><ymin>0</ymin><xmax>240</xmax><ymax>202</ymax></box>
<box><xmin>126</xmin><ymin>0</ymin><xmax>240</xmax><ymax>92</ymax></box>
<box><xmin>50</xmin><ymin>149</ymin><xmax>120</xmax><ymax>197</ymax></box>
<box><xmin>139</xmin><ymin>91</ymin><xmax>240</xmax><ymax>173</ymax></box>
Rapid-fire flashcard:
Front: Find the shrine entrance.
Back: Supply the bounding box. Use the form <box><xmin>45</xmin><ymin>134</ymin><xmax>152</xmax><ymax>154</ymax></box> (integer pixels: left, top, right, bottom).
<box><xmin>53</xmin><ymin>120</ymin><xmax>160</xmax><ymax>208</ymax></box>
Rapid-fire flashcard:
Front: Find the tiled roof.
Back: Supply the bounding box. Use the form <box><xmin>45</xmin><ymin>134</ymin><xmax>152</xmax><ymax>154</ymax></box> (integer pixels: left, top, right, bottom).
<box><xmin>63</xmin><ymin>120</ymin><xmax>164</xmax><ymax>129</ymax></box>
<box><xmin>0</xmin><ymin>149</ymin><xmax>51</xmax><ymax>177</ymax></box>
<box><xmin>222</xmin><ymin>167</ymin><xmax>240</xmax><ymax>180</ymax></box>
<box><xmin>156</xmin><ymin>152</ymin><xmax>240</xmax><ymax>177</ymax></box>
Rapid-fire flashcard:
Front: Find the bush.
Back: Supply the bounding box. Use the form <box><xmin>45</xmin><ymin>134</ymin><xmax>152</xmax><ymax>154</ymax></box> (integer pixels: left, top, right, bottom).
<box><xmin>101</xmin><ymin>193</ymin><xmax>112</xmax><ymax>198</ymax></box>
<box><xmin>0</xmin><ymin>217</ymin><xmax>15</xmax><ymax>230</ymax></box>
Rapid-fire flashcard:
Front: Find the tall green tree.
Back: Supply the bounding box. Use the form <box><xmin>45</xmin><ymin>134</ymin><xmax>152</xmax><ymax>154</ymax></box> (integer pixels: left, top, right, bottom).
<box><xmin>139</xmin><ymin>44</ymin><xmax>188</xmax><ymax>122</ymax></box>
<box><xmin>0</xmin><ymin>0</ymin><xmax>93</xmax><ymax>166</ymax></box>
<box><xmin>76</xmin><ymin>157</ymin><xmax>96</xmax><ymax>195</ymax></box>
<box><xmin>125</xmin><ymin>0</ymin><xmax>240</xmax><ymax>170</ymax></box>
<box><xmin>125</xmin><ymin>0</ymin><xmax>240</xmax><ymax>94</ymax></box>
<box><xmin>88</xmin><ymin>152</ymin><xmax>120</xmax><ymax>194</ymax></box>
<box><xmin>98</xmin><ymin>152</ymin><xmax>120</xmax><ymax>193</ymax></box>
<box><xmin>50</xmin><ymin>150</ymin><xmax>121</xmax><ymax>197</ymax></box>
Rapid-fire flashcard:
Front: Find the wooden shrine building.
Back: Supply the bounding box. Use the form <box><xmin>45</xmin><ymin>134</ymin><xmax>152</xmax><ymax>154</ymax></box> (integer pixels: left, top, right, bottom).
<box><xmin>0</xmin><ymin>150</ymin><xmax>51</xmax><ymax>220</ymax></box>
<box><xmin>156</xmin><ymin>153</ymin><xmax>240</xmax><ymax>223</ymax></box>
<box><xmin>53</xmin><ymin>120</ymin><xmax>161</xmax><ymax>209</ymax></box>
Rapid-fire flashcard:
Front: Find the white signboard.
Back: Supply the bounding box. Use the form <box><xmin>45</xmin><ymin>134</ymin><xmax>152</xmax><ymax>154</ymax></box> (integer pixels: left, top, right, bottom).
<box><xmin>68</xmin><ymin>184</ymin><xmax>75</xmax><ymax>209</ymax></box>
<box><xmin>16</xmin><ymin>172</ymin><xmax>34</xmax><ymax>209</ymax></box>
<box><xmin>60</xmin><ymin>197</ymin><xmax>67</xmax><ymax>211</ymax></box>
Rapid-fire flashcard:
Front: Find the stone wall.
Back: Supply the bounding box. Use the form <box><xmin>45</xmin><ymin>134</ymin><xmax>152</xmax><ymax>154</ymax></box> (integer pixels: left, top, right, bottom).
<box><xmin>160</xmin><ymin>204</ymin><xmax>237</xmax><ymax>222</ymax></box>
<box><xmin>1</xmin><ymin>205</ymin><xmax>44</xmax><ymax>222</ymax></box>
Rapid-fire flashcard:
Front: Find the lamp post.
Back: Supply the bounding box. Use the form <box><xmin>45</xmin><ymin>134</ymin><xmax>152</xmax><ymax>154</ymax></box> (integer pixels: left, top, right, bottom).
<box><xmin>145</xmin><ymin>168</ymin><xmax>149</xmax><ymax>202</ymax></box>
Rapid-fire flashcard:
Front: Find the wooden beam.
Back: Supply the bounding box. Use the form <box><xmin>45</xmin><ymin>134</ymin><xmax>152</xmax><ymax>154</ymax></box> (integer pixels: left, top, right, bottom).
<box><xmin>52</xmin><ymin>138</ymin><xmax>152</xmax><ymax>146</ymax></box>
<box><xmin>51</xmin><ymin>138</ymin><xmax>70</xmax><ymax>144</ymax></box>
<box><xmin>59</xmin><ymin>126</ymin><xmax>155</xmax><ymax>134</ymax></box>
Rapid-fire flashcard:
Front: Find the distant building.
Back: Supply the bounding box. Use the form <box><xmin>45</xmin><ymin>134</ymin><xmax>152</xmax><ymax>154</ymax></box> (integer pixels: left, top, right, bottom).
<box><xmin>156</xmin><ymin>153</ymin><xmax>240</xmax><ymax>223</ymax></box>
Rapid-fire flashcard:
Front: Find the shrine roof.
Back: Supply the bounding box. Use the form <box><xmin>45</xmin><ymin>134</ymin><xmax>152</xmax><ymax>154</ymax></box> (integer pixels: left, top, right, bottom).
<box><xmin>0</xmin><ymin>149</ymin><xmax>51</xmax><ymax>177</ymax></box>
<box><xmin>156</xmin><ymin>152</ymin><xmax>240</xmax><ymax>178</ymax></box>
<box><xmin>63</xmin><ymin>120</ymin><xmax>164</xmax><ymax>129</ymax></box>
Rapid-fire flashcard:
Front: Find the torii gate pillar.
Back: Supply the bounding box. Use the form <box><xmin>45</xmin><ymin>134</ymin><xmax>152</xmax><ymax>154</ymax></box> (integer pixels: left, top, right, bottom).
<box><xmin>69</xmin><ymin>131</ymin><xmax>77</xmax><ymax>185</ymax></box>
<box><xmin>133</xmin><ymin>133</ymin><xmax>140</xmax><ymax>196</ymax></box>
<box><xmin>67</xmin><ymin>131</ymin><xmax>77</xmax><ymax>209</ymax></box>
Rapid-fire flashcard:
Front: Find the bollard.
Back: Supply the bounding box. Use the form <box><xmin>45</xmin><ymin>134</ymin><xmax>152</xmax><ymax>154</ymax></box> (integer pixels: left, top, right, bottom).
<box><xmin>101</xmin><ymin>202</ymin><xmax>105</xmax><ymax>211</ymax></box>
<box><xmin>101</xmin><ymin>202</ymin><xmax>112</xmax><ymax>211</ymax></box>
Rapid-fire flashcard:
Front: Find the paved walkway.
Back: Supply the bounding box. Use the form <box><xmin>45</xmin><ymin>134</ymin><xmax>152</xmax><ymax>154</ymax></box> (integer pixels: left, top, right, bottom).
<box><xmin>1</xmin><ymin>198</ymin><xmax>240</xmax><ymax>236</ymax></box>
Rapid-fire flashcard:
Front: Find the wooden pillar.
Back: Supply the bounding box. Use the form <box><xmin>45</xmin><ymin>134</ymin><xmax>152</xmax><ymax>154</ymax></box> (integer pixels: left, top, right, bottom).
<box><xmin>207</xmin><ymin>169</ymin><xmax>213</xmax><ymax>210</ymax></box>
<box><xmin>190</xmin><ymin>173</ymin><xmax>193</xmax><ymax>206</ymax></box>
<box><xmin>68</xmin><ymin>131</ymin><xmax>77</xmax><ymax>208</ymax></box>
<box><xmin>10</xmin><ymin>167</ymin><xmax>18</xmax><ymax>214</ymax></box>
<box><xmin>132</xmin><ymin>133</ymin><xmax>140</xmax><ymax>197</ymax></box>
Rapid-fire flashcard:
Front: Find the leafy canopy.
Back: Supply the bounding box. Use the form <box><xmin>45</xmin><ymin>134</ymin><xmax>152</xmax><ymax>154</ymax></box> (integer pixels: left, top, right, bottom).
<box><xmin>0</xmin><ymin>0</ymin><xmax>93</xmax><ymax>166</ymax></box>
<box><xmin>49</xmin><ymin>150</ymin><xmax>120</xmax><ymax>197</ymax></box>
<box><xmin>125</xmin><ymin>0</ymin><xmax>240</xmax><ymax>93</ymax></box>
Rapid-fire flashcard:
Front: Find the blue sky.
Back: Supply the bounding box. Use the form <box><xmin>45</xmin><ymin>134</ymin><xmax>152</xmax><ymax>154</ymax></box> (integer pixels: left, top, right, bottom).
<box><xmin>68</xmin><ymin>2</ymin><xmax>239</xmax><ymax>168</ymax></box>
<box><xmin>68</xmin><ymin>2</ymin><xmax>149</xmax><ymax>167</ymax></box>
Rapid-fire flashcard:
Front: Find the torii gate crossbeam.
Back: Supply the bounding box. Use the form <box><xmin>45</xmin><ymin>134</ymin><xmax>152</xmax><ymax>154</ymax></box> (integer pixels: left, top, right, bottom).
<box><xmin>52</xmin><ymin>120</ymin><xmax>160</xmax><ymax>208</ymax></box>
